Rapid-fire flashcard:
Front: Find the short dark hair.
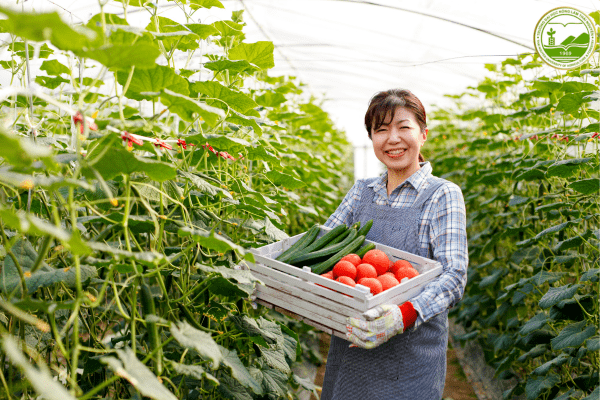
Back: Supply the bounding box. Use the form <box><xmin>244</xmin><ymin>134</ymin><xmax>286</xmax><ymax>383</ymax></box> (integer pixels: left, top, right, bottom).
<box><xmin>364</xmin><ymin>89</ymin><xmax>427</xmax><ymax>162</ymax></box>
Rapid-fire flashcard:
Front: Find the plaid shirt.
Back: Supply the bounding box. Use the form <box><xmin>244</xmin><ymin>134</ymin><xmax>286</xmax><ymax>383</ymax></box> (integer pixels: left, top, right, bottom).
<box><xmin>324</xmin><ymin>162</ymin><xmax>468</xmax><ymax>328</ymax></box>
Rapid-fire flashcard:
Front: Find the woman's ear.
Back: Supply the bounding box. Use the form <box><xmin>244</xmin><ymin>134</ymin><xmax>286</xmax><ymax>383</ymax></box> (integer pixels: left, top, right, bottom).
<box><xmin>421</xmin><ymin>128</ymin><xmax>428</xmax><ymax>144</ymax></box>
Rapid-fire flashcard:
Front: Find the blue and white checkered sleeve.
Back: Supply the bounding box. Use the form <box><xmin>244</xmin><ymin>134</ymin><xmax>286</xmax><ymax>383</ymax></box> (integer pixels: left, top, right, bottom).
<box><xmin>410</xmin><ymin>183</ymin><xmax>468</xmax><ymax>329</ymax></box>
<box><xmin>323</xmin><ymin>180</ymin><xmax>364</xmax><ymax>229</ymax></box>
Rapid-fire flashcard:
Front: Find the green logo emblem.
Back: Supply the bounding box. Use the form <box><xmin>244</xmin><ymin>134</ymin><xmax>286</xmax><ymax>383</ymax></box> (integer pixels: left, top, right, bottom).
<box><xmin>534</xmin><ymin>7</ymin><xmax>596</xmax><ymax>69</ymax></box>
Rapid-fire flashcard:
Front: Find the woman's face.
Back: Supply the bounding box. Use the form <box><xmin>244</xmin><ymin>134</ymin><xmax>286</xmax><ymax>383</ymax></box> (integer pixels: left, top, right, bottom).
<box><xmin>370</xmin><ymin>106</ymin><xmax>428</xmax><ymax>180</ymax></box>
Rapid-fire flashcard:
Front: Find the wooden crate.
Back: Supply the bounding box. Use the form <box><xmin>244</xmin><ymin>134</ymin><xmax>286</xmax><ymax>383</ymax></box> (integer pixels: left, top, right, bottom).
<box><xmin>245</xmin><ymin>226</ymin><xmax>443</xmax><ymax>339</ymax></box>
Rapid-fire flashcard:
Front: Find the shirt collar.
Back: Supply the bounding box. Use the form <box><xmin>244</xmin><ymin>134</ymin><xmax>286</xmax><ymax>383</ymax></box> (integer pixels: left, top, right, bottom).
<box><xmin>368</xmin><ymin>162</ymin><xmax>432</xmax><ymax>195</ymax></box>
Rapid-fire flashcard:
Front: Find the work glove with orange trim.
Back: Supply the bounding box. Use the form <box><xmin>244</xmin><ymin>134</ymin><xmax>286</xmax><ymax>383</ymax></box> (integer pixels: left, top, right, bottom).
<box><xmin>346</xmin><ymin>301</ymin><xmax>418</xmax><ymax>349</ymax></box>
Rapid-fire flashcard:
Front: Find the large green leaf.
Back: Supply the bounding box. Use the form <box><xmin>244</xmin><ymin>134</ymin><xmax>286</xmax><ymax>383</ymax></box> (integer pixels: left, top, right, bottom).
<box><xmin>170</xmin><ymin>321</ymin><xmax>223</xmax><ymax>369</ymax></box>
<box><xmin>217</xmin><ymin>373</ymin><xmax>253</xmax><ymax>400</ymax></box>
<box><xmin>249</xmin><ymin>364</ymin><xmax>288</xmax><ymax>398</ymax></box>
<box><xmin>84</xmin><ymin>146</ymin><xmax>177</xmax><ymax>182</ymax></box>
<box><xmin>189</xmin><ymin>0</ymin><xmax>225</xmax><ymax>10</ymax></box>
<box><xmin>530</xmin><ymin>271</ymin><xmax>566</xmax><ymax>286</ymax></box>
<box><xmin>546</xmin><ymin>158</ymin><xmax>592</xmax><ymax>178</ymax></box>
<box><xmin>195</xmin><ymin>263</ymin><xmax>260</xmax><ymax>297</ymax></box>
<box><xmin>551</xmin><ymin>321</ymin><xmax>597</xmax><ymax>350</ymax></box>
<box><xmin>146</xmin><ymin>16</ymin><xmax>200</xmax><ymax>52</ymax></box>
<box><xmin>533</xmin><ymin>353</ymin><xmax>569</xmax><ymax>375</ymax></box>
<box><xmin>192</xmin><ymin>81</ymin><xmax>258</xmax><ymax>114</ymax></box>
<box><xmin>2</xmin><ymin>335</ymin><xmax>76</xmax><ymax>400</ymax></box>
<box><xmin>219</xmin><ymin>346</ymin><xmax>263</xmax><ymax>394</ymax></box>
<box><xmin>39</xmin><ymin>59</ymin><xmax>70</xmax><ymax>76</ymax></box>
<box><xmin>35</xmin><ymin>75</ymin><xmax>69</xmax><ymax>89</ymax></box>
<box><xmin>101</xmin><ymin>348</ymin><xmax>177</xmax><ymax>400</ymax></box>
<box><xmin>229</xmin><ymin>316</ymin><xmax>279</xmax><ymax>344</ymax></box>
<box><xmin>0</xmin><ymin>6</ymin><xmax>95</xmax><ymax>52</ymax></box>
<box><xmin>185</xmin><ymin>23</ymin><xmax>219</xmax><ymax>39</ymax></box>
<box><xmin>582</xmin><ymin>387</ymin><xmax>600</xmax><ymax>400</ymax></box>
<box><xmin>118</xmin><ymin>65</ymin><xmax>189</xmax><ymax>100</ymax></box>
<box><xmin>556</xmin><ymin>91</ymin><xmax>594</xmax><ymax>115</ymax></box>
<box><xmin>0</xmin><ymin>207</ymin><xmax>91</xmax><ymax>255</ymax></box>
<box><xmin>204</xmin><ymin>59</ymin><xmax>258</xmax><ymax>75</ymax></box>
<box><xmin>265</xmin><ymin>170</ymin><xmax>306</xmax><ymax>190</ymax></box>
<box><xmin>539</xmin><ymin>284</ymin><xmax>581</xmax><ymax>309</ymax></box>
<box><xmin>228</xmin><ymin>41</ymin><xmax>274</xmax><ymax>70</ymax></box>
<box><xmin>178</xmin><ymin>227</ymin><xmax>250</xmax><ymax>258</ymax></box>
<box><xmin>160</xmin><ymin>89</ymin><xmax>225</xmax><ymax>125</ymax></box>
<box><xmin>202</xmin><ymin>134</ymin><xmax>252</xmax><ymax>154</ymax></box>
<box><xmin>569</xmin><ymin>178</ymin><xmax>599</xmax><ymax>194</ymax></box>
<box><xmin>79</xmin><ymin>43</ymin><xmax>161</xmax><ymax>70</ymax></box>
<box><xmin>525</xmin><ymin>374</ymin><xmax>560</xmax><ymax>400</ymax></box>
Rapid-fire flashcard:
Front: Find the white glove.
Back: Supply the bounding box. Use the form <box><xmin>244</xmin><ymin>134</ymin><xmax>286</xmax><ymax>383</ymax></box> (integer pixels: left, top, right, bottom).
<box><xmin>346</xmin><ymin>304</ymin><xmax>405</xmax><ymax>349</ymax></box>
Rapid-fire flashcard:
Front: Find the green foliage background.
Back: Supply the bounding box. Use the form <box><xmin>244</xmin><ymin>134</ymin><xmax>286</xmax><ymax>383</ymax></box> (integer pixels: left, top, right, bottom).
<box><xmin>0</xmin><ymin>2</ymin><xmax>352</xmax><ymax>399</ymax></box>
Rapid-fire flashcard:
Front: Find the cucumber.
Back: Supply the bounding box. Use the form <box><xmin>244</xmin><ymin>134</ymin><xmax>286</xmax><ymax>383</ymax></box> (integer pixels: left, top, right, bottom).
<box><xmin>351</xmin><ymin>221</ymin><xmax>361</xmax><ymax>230</ymax></box>
<box><xmin>297</xmin><ymin>224</ymin><xmax>347</xmax><ymax>255</ymax></box>
<box><xmin>276</xmin><ymin>224</ymin><xmax>319</xmax><ymax>262</ymax></box>
<box><xmin>356</xmin><ymin>242</ymin><xmax>376</xmax><ymax>258</ymax></box>
<box><xmin>311</xmin><ymin>235</ymin><xmax>366</xmax><ymax>275</ymax></box>
<box><xmin>140</xmin><ymin>283</ymin><xmax>162</xmax><ymax>374</ymax></box>
<box><xmin>357</xmin><ymin>219</ymin><xmax>373</xmax><ymax>238</ymax></box>
<box><xmin>289</xmin><ymin>229</ymin><xmax>358</xmax><ymax>266</ymax></box>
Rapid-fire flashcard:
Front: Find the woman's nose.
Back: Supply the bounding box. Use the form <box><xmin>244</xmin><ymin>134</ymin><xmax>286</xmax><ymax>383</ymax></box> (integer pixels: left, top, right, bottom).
<box><xmin>388</xmin><ymin>127</ymin><xmax>403</xmax><ymax>142</ymax></box>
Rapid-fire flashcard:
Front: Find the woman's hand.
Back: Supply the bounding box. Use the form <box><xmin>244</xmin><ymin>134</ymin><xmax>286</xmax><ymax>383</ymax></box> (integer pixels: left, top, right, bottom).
<box><xmin>346</xmin><ymin>302</ymin><xmax>417</xmax><ymax>349</ymax></box>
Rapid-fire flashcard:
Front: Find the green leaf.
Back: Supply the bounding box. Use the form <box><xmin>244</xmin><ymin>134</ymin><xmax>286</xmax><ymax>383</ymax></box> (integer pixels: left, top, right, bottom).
<box><xmin>118</xmin><ymin>65</ymin><xmax>189</xmax><ymax>100</ymax></box>
<box><xmin>560</xmin><ymin>81</ymin><xmax>598</xmax><ymax>93</ymax></box>
<box><xmin>533</xmin><ymin>353</ymin><xmax>569</xmax><ymax>375</ymax></box>
<box><xmin>478</xmin><ymin>268</ymin><xmax>504</xmax><ymax>289</ymax></box>
<box><xmin>517</xmin><ymin>344</ymin><xmax>547</xmax><ymax>362</ymax></box>
<box><xmin>2</xmin><ymin>335</ymin><xmax>76</xmax><ymax>400</ymax></box>
<box><xmin>79</xmin><ymin>43</ymin><xmax>161</xmax><ymax>70</ymax></box>
<box><xmin>195</xmin><ymin>263</ymin><xmax>259</xmax><ymax>297</ymax></box>
<box><xmin>249</xmin><ymin>364</ymin><xmax>288</xmax><ymax>397</ymax></box>
<box><xmin>255</xmin><ymin>91</ymin><xmax>287</xmax><ymax>107</ymax></box>
<box><xmin>146</xmin><ymin>16</ymin><xmax>200</xmax><ymax>52</ymax></box>
<box><xmin>580</xmin><ymin>268</ymin><xmax>599</xmax><ymax>283</ymax></box>
<box><xmin>170</xmin><ymin>321</ymin><xmax>223</xmax><ymax>369</ymax></box>
<box><xmin>265</xmin><ymin>170</ymin><xmax>306</xmax><ymax>190</ymax></box>
<box><xmin>35</xmin><ymin>75</ymin><xmax>69</xmax><ymax>89</ymax></box>
<box><xmin>229</xmin><ymin>315</ymin><xmax>279</xmax><ymax>344</ymax></box>
<box><xmin>160</xmin><ymin>89</ymin><xmax>225</xmax><ymax>125</ymax></box>
<box><xmin>202</xmin><ymin>134</ymin><xmax>252</xmax><ymax>154</ymax></box>
<box><xmin>212</xmin><ymin>20</ymin><xmax>244</xmax><ymax>38</ymax></box>
<box><xmin>217</xmin><ymin>373</ymin><xmax>253</xmax><ymax>400</ymax></box>
<box><xmin>101</xmin><ymin>348</ymin><xmax>177</xmax><ymax>400</ymax></box>
<box><xmin>84</xmin><ymin>146</ymin><xmax>177</xmax><ymax>182</ymax></box>
<box><xmin>533</xmin><ymin>219</ymin><xmax>581</xmax><ymax>241</ymax></box>
<box><xmin>192</xmin><ymin>81</ymin><xmax>258</xmax><ymax>114</ymax></box>
<box><xmin>547</xmin><ymin>158</ymin><xmax>592</xmax><ymax>178</ymax></box>
<box><xmin>219</xmin><ymin>346</ymin><xmax>263</xmax><ymax>394</ymax></box>
<box><xmin>178</xmin><ymin>227</ymin><xmax>247</xmax><ymax>255</ymax></box>
<box><xmin>508</xmin><ymin>195</ymin><xmax>529</xmax><ymax>207</ymax></box>
<box><xmin>551</xmin><ymin>321</ymin><xmax>597</xmax><ymax>350</ymax></box>
<box><xmin>169</xmin><ymin>361</ymin><xmax>219</xmax><ymax>385</ymax></box>
<box><xmin>569</xmin><ymin>178</ymin><xmax>599</xmax><ymax>194</ymax></box>
<box><xmin>520</xmin><ymin>313</ymin><xmax>549</xmax><ymax>335</ymax></box>
<box><xmin>586</xmin><ymin>336</ymin><xmax>600</xmax><ymax>351</ymax></box>
<box><xmin>582</xmin><ymin>386</ymin><xmax>600</xmax><ymax>400</ymax></box>
<box><xmin>185</xmin><ymin>23</ymin><xmax>219</xmax><ymax>39</ymax></box>
<box><xmin>530</xmin><ymin>270</ymin><xmax>566</xmax><ymax>286</ymax></box>
<box><xmin>228</xmin><ymin>41</ymin><xmax>274</xmax><ymax>70</ymax></box>
<box><xmin>0</xmin><ymin>208</ymin><xmax>91</xmax><ymax>255</ymax></box>
<box><xmin>0</xmin><ymin>128</ymin><xmax>54</xmax><ymax>168</ymax></box>
<box><xmin>263</xmin><ymin>217</ymin><xmax>289</xmax><ymax>241</ymax></box>
<box><xmin>178</xmin><ymin>170</ymin><xmax>225</xmax><ymax>197</ymax></box>
<box><xmin>204</xmin><ymin>59</ymin><xmax>258</xmax><ymax>75</ymax></box>
<box><xmin>189</xmin><ymin>0</ymin><xmax>225</xmax><ymax>9</ymax></box>
<box><xmin>0</xmin><ymin>6</ymin><xmax>95</xmax><ymax>52</ymax></box>
<box><xmin>525</xmin><ymin>374</ymin><xmax>560</xmax><ymax>400</ymax></box>
<box><xmin>539</xmin><ymin>284</ymin><xmax>581</xmax><ymax>309</ymax></box>
<box><xmin>39</xmin><ymin>59</ymin><xmax>70</xmax><ymax>76</ymax></box>
<box><xmin>556</xmin><ymin>91</ymin><xmax>594</xmax><ymax>115</ymax></box>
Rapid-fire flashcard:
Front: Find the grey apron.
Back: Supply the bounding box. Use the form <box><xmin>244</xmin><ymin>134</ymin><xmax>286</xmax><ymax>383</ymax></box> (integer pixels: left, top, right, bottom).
<box><xmin>321</xmin><ymin>175</ymin><xmax>449</xmax><ymax>400</ymax></box>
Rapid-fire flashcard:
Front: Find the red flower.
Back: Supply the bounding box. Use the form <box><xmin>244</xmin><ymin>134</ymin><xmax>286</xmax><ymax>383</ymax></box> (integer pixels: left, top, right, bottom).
<box><xmin>73</xmin><ymin>111</ymin><xmax>98</xmax><ymax>133</ymax></box>
<box><xmin>202</xmin><ymin>142</ymin><xmax>217</xmax><ymax>154</ymax></box>
<box><xmin>176</xmin><ymin>139</ymin><xmax>195</xmax><ymax>149</ymax></box>
<box><xmin>592</xmin><ymin>132</ymin><xmax>599</xmax><ymax>139</ymax></box>
<box><xmin>121</xmin><ymin>131</ymin><xmax>144</xmax><ymax>147</ymax></box>
<box><xmin>154</xmin><ymin>138</ymin><xmax>173</xmax><ymax>150</ymax></box>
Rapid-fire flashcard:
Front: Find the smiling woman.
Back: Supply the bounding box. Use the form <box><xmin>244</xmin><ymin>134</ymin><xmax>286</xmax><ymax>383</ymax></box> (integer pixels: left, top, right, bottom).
<box><xmin>321</xmin><ymin>88</ymin><xmax>469</xmax><ymax>400</ymax></box>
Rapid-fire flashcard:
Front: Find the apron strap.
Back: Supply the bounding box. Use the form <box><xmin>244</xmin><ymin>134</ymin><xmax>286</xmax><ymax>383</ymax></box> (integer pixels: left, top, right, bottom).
<box><xmin>412</xmin><ymin>176</ymin><xmax>447</xmax><ymax>210</ymax></box>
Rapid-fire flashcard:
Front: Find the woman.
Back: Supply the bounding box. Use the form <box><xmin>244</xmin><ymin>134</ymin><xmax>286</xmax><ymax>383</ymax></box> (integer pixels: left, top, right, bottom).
<box><xmin>320</xmin><ymin>89</ymin><xmax>468</xmax><ymax>400</ymax></box>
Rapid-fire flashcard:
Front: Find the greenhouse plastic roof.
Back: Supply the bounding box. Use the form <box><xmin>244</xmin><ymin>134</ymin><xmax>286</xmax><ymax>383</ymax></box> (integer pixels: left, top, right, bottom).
<box><xmin>2</xmin><ymin>0</ymin><xmax>598</xmax><ymax>178</ymax></box>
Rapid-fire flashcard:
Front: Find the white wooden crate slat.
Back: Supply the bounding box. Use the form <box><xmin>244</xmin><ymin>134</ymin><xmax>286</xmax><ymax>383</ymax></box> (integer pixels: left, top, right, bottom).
<box><xmin>249</xmin><ymin>261</ymin><xmax>370</xmax><ymax>308</ymax></box>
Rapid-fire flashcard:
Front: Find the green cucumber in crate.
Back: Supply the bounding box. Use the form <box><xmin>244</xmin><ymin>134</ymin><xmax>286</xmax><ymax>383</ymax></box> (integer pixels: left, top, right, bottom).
<box><xmin>357</xmin><ymin>219</ymin><xmax>373</xmax><ymax>238</ymax></box>
<box><xmin>275</xmin><ymin>224</ymin><xmax>320</xmax><ymax>263</ymax></box>
<box><xmin>356</xmin><ymin>242</ymin><xmax>376</xmax><ymax>258</ymax></box>
<box><xmin>311</xmin><ymin>235</ymin><xmax>366</xmax><ymax>275</ymax></box>
<box><xmin>288</xmin><ymin>228</ymin><xmax>358</xmax><ymax>266</ymax></box>
<box><xmin>294</xmin><ymin>224</ymin><xmax>347</xmax><ymax>255</ymax></box>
